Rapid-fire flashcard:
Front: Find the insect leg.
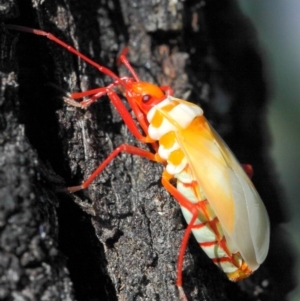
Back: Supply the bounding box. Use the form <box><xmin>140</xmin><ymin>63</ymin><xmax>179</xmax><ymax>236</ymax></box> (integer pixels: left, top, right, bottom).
<box><xmin>68</xmin><ymin>144</ymin><xmax>162</xmax><ymax>193</ymax></box>
<box><xmin>64</xmin><ymin>87</ymin><xmax>108</xmax><ymax>108</ymax></box>
<box><xmin>160</xmin><ymin>86</ymin><xmax>174</xmax><ymax>96</ymax></box>
<box><xmin>242</xmin><ymin>164</ymin><xmax>253</xmax><ymax>178</ymax></box>
<box><xmin>65</xmin><ymin>82</ymin><xmax>119</xmax><ymax>108</ymax></box>
<box><xmin>161</xmin><ymin>171</ymin><xmax>200</xmax><ymax>300</ymax></box>
<box><xmin>70</xmin><ymin>87</ymin><xmax>109</xmax><ymax>99</ymax></box>
<box><xmin>5</xmin><ymin>25</ymin><xmax>157</xmax><ymax>145</ymax></box>
<box><xmin>66</xmin><ymin>77</ymin><xmax>133</xmax><ymax>108</ymax></box>
<box><xmin>65</xmin><ymin>83</ymin><xmax>154</xmax><ymax>144</ymax></box>
<box><xmin>106</xmin><ymin>90</ymin><xmax>158</xmax><ymax>153</ymax></box>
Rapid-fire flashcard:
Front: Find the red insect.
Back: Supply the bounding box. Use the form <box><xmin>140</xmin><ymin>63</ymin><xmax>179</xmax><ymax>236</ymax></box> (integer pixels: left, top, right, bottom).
<box><xmin>6</xmin><ymin>24</ymin><xmax>270</xmax><ymax>300</ymax></box>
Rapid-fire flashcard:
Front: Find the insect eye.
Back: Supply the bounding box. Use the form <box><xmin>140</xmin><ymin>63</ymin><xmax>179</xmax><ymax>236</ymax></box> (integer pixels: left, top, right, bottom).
<box><xmin>142</xmin><ymin>94</ymin><xmax>151</xmax><ymax>103</ymax></box>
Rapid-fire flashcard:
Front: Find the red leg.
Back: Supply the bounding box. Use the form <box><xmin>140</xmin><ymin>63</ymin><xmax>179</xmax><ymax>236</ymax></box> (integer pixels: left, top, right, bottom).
<box><xmin>71</xmin><ymin>84</ymin><xmax>158</xmax><ymax>149</ymax></box>
<box><xmin>64</xmin><ymin>81</ymin><xmax>155</xmax><ymax>144</ymax></box>
<box><xmin>70</xmin><ymin>79</ymin><xmax>152</xmax><ymax>136</ymax></box>
<box><xmin>68</xmin><ymin>144</ymin><xmax>162</xmax><ymax>193</ymax></box>
<box><xmin>66</xmin><ymin>87</ymin><xmax>159</xmax><ymax>152</ymax></box>
<box><xmin>70</xmin><ymin>87</ymin><xmax>109</xmax><ymax>99</ymax></box>
<box><xmin>67</xmin><ymin>83</ymin><xmax>117</xmax><ymax>108</ymax></box>
<box><xmin>64</xmin><ymin>87</ymin><xmax>108</xmax><ymax>108</ymax></box>
<box><xmin>162</xmin><ymin>171</ymin><xmax>200</xmax><ymax>301</ymax></box>
<box><xmin>70</xmin><ymin>76</ymin><xmax>132</xmax><ymax>100</ymax></box>
<box><xmin>124</xmin><ymin>93</ymin><xmax>154</xmax><ymax>141</ymax></box>
<box><xmin>107</xmin><ymin>90</ymin><xmax>155</xmax><ymax>143</ymax></box>
<box><xmin>242</xmin><ymin>164</ymin><xmax>253</xmax><ymax>179</ymax></box>
<box><xmin>160</xmin><ymin>85</ymin><xmax>174</xmax><ymax>96</ymax></box>
<box><xmin>6</xmin><ymin>25</ymin><xmax>157</xmax><ymax>146</ymax></box>
<box><xmin>177</xmin><ymin>211</ymin><xmax>198</xmax><ymax>301</ymax></box>
<box><xmin>79</xmin><ymin>91</ymin><xmax>107</xmax><ymax>108</ymax></box>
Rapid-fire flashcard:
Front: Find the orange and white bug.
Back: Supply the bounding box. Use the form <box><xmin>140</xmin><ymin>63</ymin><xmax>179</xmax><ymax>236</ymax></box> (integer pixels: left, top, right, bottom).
<box><xmin>6</xmin><ymin>25</ymin><xmax>270</xmax><ymax>300</ymax></box>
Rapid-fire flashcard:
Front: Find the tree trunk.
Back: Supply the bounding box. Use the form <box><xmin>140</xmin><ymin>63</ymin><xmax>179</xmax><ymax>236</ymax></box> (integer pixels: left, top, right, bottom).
<box><xmin>0</xmin><ymin>0</ymin><xmax>294</xmax><ymax>300</ymax></box>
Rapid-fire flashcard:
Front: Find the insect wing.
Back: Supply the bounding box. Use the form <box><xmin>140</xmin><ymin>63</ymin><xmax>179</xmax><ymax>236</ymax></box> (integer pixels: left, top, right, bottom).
<box><xmin>176</xmin><ymin>117</ymin><xmax>270</xmax><ymax>270</ymax></box>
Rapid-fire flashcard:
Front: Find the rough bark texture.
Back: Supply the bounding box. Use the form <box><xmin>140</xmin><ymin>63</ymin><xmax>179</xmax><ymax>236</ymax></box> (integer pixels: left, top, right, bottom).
<box><xmin>0</xmin><ymin>0</ymin><xmax>295</xmax><ymax>301</ymax></box>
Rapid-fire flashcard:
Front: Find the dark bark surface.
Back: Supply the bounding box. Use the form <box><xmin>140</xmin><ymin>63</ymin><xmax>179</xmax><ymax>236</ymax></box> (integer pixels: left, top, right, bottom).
<box><xmin>0</xmin><ymin>0</ymin><xmax>295</xmax><ymax>300</ymax></box>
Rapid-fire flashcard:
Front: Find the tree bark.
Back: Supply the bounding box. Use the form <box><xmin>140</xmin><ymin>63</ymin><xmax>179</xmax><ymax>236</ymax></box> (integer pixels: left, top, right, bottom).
<box><xmin>0</xmin><ymin>0</ymin><xmax>295</xmax><ymax>300</ymax></box>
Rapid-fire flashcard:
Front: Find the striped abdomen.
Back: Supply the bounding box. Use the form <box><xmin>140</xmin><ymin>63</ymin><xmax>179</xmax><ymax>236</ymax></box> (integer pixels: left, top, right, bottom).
<box><xmin>175</xmin><ymin>169</ymin><xmax>252</xmax><ymax>280</ymax></box>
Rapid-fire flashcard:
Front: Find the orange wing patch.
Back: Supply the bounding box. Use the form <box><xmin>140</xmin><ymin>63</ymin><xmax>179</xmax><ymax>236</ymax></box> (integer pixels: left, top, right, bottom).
<box><xmin>176</xmin><ymin>116</ymin><xmax>235</xmax><ymax>234</ymax></box>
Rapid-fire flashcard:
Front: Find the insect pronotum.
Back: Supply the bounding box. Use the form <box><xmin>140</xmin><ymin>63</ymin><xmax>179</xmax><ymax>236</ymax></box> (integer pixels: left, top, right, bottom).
<box><xmin>6</xmin><ymin>24</ymin><xmax>270</xmax><ymax>301</ymax></box>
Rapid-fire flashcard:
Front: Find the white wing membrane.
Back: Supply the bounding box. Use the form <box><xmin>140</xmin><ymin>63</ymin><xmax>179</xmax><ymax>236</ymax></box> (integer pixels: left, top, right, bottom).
<box><xmin>228</xmin><ymin>166</ymin><xmax>269</xmax><ymax>268</ymax></box>
<box><xmin>176</xmin><ymin>118</ymin><xmax>270</xmax><ymax>270</ymax></box>
<box><xmin>215</xmin><ymin>130</ymin><xmax>270</xmax><ymax>267</ymax></box>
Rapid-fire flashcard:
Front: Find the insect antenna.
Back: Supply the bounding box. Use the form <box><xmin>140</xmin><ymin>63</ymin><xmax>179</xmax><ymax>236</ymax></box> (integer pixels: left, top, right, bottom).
<box><xmin>5</xmin><ymin>24</ymin><xmax>124</xmax><ymax>85</ymax></box>
<box><xmin>117</xmin><ymin>46</ymin><xmax>141</xmax><ymax>82</ymax></box>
